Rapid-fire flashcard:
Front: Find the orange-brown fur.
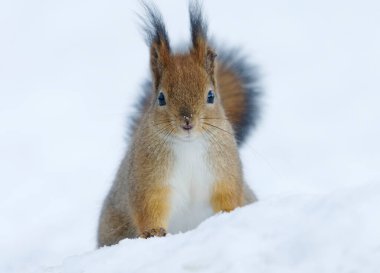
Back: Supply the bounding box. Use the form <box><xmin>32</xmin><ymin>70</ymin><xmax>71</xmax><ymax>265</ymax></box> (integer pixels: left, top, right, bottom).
<box><xmin>217</xmin><ymin>64</ymin><xmax>247</xmax><ymax>130</ymax></box>
<box><xmin>97</xmin><ymin>2</ymin><xmax>258</xmax><ymax>247</ymax></box>
<box><xmin>211</xmin><ymin>181</ymin><xmax>244</xmax><ymax>212</ymax></box>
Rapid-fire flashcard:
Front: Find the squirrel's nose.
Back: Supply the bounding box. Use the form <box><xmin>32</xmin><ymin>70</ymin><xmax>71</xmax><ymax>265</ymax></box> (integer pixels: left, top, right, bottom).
<box><xmin>182</xmin><ymin>115</ymin><xmax>193</xmax><ymax>131</ymax></box>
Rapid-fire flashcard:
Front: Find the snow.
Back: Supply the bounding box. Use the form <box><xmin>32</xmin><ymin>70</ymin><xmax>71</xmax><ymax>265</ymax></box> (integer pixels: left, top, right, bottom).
<box><xmin>1</xmin><ymin>0</ymin><xmax>380</xmax><ymax>273</ymax></box>
<box><xmin>45</xmin><ymin>183</ymin><xmax>380</xmax><ymax>273</ymax></box>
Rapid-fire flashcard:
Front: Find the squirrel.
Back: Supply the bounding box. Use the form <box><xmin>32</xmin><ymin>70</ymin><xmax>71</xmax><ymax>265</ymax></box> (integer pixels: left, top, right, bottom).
<box><xmin>97</xmin><ymin>2</ymin><xmax>261</xmax><ymax>247</ymax></box>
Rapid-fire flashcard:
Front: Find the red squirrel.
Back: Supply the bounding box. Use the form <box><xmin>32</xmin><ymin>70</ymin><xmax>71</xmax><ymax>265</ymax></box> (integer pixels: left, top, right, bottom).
<box><xmin>97</xmin><ymin>2</ymin><xmax>260</xmax><ymax>247</ymax></box>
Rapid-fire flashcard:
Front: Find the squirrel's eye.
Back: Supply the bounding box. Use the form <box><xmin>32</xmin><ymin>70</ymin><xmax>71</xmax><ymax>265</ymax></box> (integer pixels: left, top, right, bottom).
<box><xmin>158</xmin><ymin>92</ymin><xmax>166</xmax><ymax>106</ymax></box>
<box><xmin>207</xmin><ymin>90</ymin><xmax>215</xmax><ymax>104</ymax></box>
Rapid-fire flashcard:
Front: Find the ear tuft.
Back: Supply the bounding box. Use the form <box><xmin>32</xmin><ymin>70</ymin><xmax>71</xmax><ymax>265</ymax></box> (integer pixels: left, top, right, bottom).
<box><xmin>189</xmin><ymin>1</ymin><xmax>208</xmax><ymax>50</ymax></box>
<box><xmin>189</xmin><ymin>1</ymin><xmax>216</xmax><ymax>84</ymax></box>
<box><xmin>140</xmin><ymin>1</ymin><xmax>171</xmax><ymax>89</ymax></box>
<box><xmin>140</xmin><ymin>2</ymin><xmax>170</xmax><ymax>49</ymax></box>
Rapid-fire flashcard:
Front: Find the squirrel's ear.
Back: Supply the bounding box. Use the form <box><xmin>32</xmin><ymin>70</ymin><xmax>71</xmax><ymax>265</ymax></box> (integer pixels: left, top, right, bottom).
<box><xmin>141</xmin><ymin>2</ymin><xmax>171</xmax><ymax>90</ymax></box>
<box><xmin>150</xmin><ymin>39</ymin><xmax>170</xmax><ymax>90</ymax></box>
<box><xmin>189</xmin><ymin>2</ymin><xmax>216</xmax><ymax>84</ymax></box>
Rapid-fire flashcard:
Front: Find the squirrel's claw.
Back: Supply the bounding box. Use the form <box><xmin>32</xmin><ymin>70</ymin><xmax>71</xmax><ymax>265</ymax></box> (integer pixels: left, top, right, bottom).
<box><xmin>140</xmin><ymin>227</ymin><xmax>167</xmax><ymax>239</ymax></box>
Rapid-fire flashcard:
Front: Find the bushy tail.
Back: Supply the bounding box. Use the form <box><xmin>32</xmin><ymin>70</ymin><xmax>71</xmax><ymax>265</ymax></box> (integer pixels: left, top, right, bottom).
<box><xmin>216</xmin><ymin>47</ymin><xmax>261</xmax><ymax>146</ymax></box>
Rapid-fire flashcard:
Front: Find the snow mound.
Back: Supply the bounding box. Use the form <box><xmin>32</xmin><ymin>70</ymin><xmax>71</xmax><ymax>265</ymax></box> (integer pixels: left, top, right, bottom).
<box><xmin>42</xmin><ymin>183</ymin><xmax>380</xmax><ymax>273</ymax></box>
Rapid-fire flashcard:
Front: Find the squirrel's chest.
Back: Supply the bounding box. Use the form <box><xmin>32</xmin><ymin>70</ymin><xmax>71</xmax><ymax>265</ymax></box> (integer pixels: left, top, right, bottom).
<box><xmin>166</xmin><ymin>138</ymin><xmax>216</xmax><ymax>234</ymax></box>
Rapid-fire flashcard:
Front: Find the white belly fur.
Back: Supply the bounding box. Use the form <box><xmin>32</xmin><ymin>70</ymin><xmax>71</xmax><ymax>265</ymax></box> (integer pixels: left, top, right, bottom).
<box><xmin>167</xmin><ymin>137</ymin><xmax>215</xmax><ymax>234</ymax></box>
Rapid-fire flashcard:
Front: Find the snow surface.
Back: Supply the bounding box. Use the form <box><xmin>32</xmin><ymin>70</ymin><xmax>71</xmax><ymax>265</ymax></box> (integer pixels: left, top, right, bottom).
<box><xmin>1</xmin><ymin>0</ymin><xmax>380</xmax><ymax>272</ymax></box>
<box><xmin>45</xmin><ymin>183</ymin><xmax>380</xmax><ymax>273</ymax></box>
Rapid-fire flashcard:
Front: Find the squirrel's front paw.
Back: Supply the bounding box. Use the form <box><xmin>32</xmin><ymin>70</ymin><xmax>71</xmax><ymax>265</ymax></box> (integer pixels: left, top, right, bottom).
<box><xmin>140</xmin><ymin>227</ymin><xmax>167</xmax><ymax>239</ymax></box>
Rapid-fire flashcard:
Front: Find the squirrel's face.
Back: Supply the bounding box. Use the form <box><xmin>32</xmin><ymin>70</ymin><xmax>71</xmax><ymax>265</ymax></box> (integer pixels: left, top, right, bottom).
<box><xmin>145</xmin><ymin>7</ymin><xmax>228</xmax><ymax>141</ymax></box>
<box><xmin>150</xmin><ymin>54</ymin><xmax>227</xmax><ymax>141</ymax></box>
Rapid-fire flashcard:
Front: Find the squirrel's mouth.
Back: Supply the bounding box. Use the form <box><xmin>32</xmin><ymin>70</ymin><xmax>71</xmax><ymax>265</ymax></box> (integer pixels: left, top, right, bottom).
<box><xmin>181</xmin><ymin>124</ymin><xmax>193</xmax><ymax>131</ymax></box>
<box><xmin>175</xmin><ymin>126</ymin><xmax>199</xmax><ymax>142</ymax></box>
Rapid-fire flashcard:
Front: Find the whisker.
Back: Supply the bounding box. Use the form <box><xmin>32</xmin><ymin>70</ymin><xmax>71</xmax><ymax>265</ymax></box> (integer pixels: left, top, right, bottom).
<box><xmin>155</xmin><ymin>119</ymin><xmax>176</xmax><ymax>123</ymax></box>
<box><xmin>154</xmin><ymin>127</ymin><xmax>174</xmax><ymax>156</ymax></box>
<box><xmin>205</xmin><ymin>123</ymin><xmax>283</xmax><ymax>180</ymax></box>
<box><xmin>139</xmin><ymin>120</ymin><xmax>174</xmax><ymax>131</ymax></box>
<box><xmin>153</xmin><ymin>120</ymin><xmax>174</xmax><ymax>127</ymax></box>
<box><xmin>146</xmin><ymin>122</ymin><xmax>176</xmax><ymax>155</ymax></box>
<box><xmin>203</xmin><ymin>122</ymin><xmax>235</xmax><ymax>137</ymax></box>
<box><xmin>200</xmin><ymin>117</ymin><xmax>229</xmax><ymax>121</ymax></box>
<box><xmin>202</xmin><ymin>126</ymin><xmax>226</xmax><ymax>157</ymax></box>
<box><xmin>144</xmin><ymin>125</ymin><xmax>172</xmax><ymax>148</ymax></box>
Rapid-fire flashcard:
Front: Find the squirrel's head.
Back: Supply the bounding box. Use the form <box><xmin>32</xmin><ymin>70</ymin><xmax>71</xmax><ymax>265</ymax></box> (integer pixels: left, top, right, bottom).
<box><xmin>142</xmin><ymin>2</ymin><xmax>227</xmax><ymax>141</ymax></box>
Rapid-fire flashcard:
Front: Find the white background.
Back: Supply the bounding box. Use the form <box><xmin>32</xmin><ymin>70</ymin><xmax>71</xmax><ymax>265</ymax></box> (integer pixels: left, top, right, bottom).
<box><xmin>1</xmin><ymin>0</ymin><xmax>379</xmax><ymax>272</ymax></box>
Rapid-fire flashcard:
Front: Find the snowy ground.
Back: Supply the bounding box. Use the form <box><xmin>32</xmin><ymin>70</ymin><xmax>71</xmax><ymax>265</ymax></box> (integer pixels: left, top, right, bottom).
<box><xmin>1</xmin><ymin>0</ymin><xmax>380</xmax><ymax>272</ymax></box>
<box><xmin>45</xmin><ymin>183</ymin><xmax>380</xmax><ymax>273</ymax></box>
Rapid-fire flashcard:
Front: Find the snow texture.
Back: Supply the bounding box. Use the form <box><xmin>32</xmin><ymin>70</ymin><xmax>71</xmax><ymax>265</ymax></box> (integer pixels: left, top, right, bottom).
<box><xmin>1</xmin><ymin>0</ymin><xmax>380</xmax><ymax>272</ymax></box>
<box><xmin>46</xmin><ymin>184</ymin><xmax>380</xmax><ymax>273</ymax></box>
